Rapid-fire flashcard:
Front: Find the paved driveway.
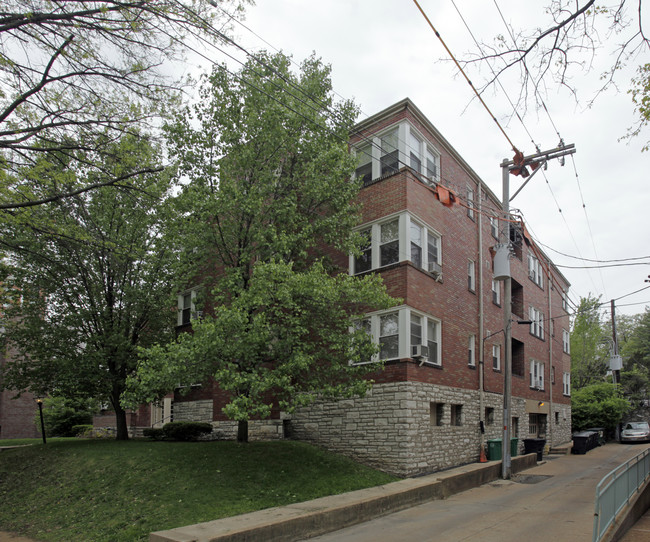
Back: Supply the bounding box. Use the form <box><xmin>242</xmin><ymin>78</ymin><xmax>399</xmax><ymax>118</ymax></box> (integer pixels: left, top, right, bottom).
<box><xmin>306</xmin><ymin>442</ymin><xmax>650</xmax><ymax>542</ymax></box>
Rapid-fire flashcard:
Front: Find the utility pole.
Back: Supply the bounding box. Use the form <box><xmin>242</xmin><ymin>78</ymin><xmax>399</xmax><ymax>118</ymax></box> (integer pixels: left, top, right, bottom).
<box><xmin>499</xmin><ymin>143</ymin><xmax>575</xmax><ymax>480</ymax></box>
<box><xmin>610</xmin><ymin>300</ymin><xmax>621</xmax><ymax>388</ymax></box>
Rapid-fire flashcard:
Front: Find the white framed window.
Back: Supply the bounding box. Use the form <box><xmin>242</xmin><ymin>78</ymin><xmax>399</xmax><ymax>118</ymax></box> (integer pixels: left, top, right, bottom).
<box><xmin>410</xmin><ymin>222</ymin><xmax>423</xmax><ymax>268</ymax></box>
<box><xmin>426</xmin><ymin>317</ymin><xmax>441</xmax><ymax>365</ymax></box>
<box><xmin>492</xmin><ymin>344</ymin><xmax>501</xmax><ymax>371</ymax></box>
<box><xmin>492</xmin><ymin>279</ymin><xmax>501</xmax><ymax>305</ymax></box>
<box><xmin>468</xmin><ymin>260</ymin><xmax>476</xmax><ymax>291</ymax></box>
<box><xmin>409</xmin><ymin>131</ymin><xmax>422</xmax><ymax>174</ymax></box>
<box><xmin>530</xmin><ymin>360</ymin><xmax>545</xmax><ymax>390</ymax></box>
<box><xmin>355</xmin><ymin>143</ymin><xmax>373</xmax><ymax>185</ymax></box>
<box><xmin>562</xmin><ymin>289</ymin><xmax>569</xmax><ymax>312</ymax></box>
<box><xmin>468</xmin><ymin>334</ymin><xmax>476</xmax><ymax>367</ymax></box>
<box><xmin>425</xmin><ymin>147</ymin><xmax>439</xmax><ymax>183</ymax></box>
<box><xmin>490</xmin><ymin>215</ymin><xmax>499</xmax><ymax>239</ymax></box>
<box><xmin>379</xmin><ymin>312</ymin><xmax>399</xmax><ymax>360</ymax></box>
<box><xmin>427</xmin><ymin>228</ymin><xmax>441</xmax><ymax>268</ymax></box>
<box><xmin>177</xmin><ymin>289</ymin><xmax>200</xmax><ymax>326</ymax></box>
<box><xmin>380</xmin><ymin>128</ymin><xmax>399</xmax><ymax>176</ymax></box>
<box><xmin>354</xmin><ymin>227</ymin><xmax>372</xmax><ymax>273</ymax></box>
<box><xmin>528</xmin><ymin>253</ymin><xmax>544</xmax><ymax>289</ymax></box>
<box><xmin>529</xmin><ymin>306</ymin><xmax>545</xmax><ymax>339</ymax></box>
<box><xmin>380</xmin><ymin>219</ymin><xmax>399</xmax><ymax>267</ymax></box>
<box><xmin>351</xmin><ymin>213</ymin><xmax>442</xmax><ymax>275</ymax></box>
<box><xmin>467</xmin><ymin>185</ymin><xmax>475</xmax><ymax>219</ymax></box>
<box><xmin>352</xmin><ymin>307</ymin><xmax>442</xmax><ymax>366</ymax></box>
<box><xmin>562</xmin><ymin>329</ymin><xmax>571</xmax><ymax>354</ymax></box>
<box><xmin>353</xmin><ymin>121</ymin><xmax>440</xmax><ymax>186</ymax></box>
<box><xmin>411</xmin><ymin>313</ymin><xmax>422</xmax><ymax>349</ymax></box>
<box><xmin>563</xmin><ymin>372</ymin><xmax>571</xmax><ymax>396</ymax></box>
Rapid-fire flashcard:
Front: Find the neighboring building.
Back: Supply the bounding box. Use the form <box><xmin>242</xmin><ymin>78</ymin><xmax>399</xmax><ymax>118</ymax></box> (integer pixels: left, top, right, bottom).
<box><xmin>0</xmin><ymin>345</ymin><xmax>40</xmax><ymax>439</ymax></box>
<box><xmin>105</xmin><ymin>99</ymin><xmax>572</xmax><ymax>476</ymax></box>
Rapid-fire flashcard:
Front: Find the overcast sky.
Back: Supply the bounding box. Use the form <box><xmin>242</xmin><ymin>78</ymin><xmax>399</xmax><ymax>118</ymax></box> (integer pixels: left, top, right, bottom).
<box><xmin>203</xmin><ymin>0</ymin><xmax>650</xmax><ymax>318</ymax></box>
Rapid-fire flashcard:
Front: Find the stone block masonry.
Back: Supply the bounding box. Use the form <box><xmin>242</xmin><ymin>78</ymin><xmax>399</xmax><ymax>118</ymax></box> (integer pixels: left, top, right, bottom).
<box><xmin>172</xmin><ymin>399</ymin><xmax>285</xmax><ymax>441</ymax></box>
<box><xmin>289</xmin><ymin>382</ymin><xmax>572</xmax><ymax>477</ymax></box>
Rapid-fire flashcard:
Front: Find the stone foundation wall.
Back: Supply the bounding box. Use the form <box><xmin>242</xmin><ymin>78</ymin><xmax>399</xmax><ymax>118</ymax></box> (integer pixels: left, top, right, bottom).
<box><xmin>172</xmin><ymin>399</ymin><xmax>213</xmax><ymax>423</ymax></box>
<box><xmin>289</xmin><ymin>382</ymin><xmax>573</xmax><ymax>477</ymax></box>
<box><xmin>173</xmin><ymin>399</ymin><xmax>285</xmax><ymax>441</ymax></box>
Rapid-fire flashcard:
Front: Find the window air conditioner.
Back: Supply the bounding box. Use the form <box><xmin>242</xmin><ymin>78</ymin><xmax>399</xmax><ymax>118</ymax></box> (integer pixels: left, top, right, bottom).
<box><xmin>412</xmin><ymin>344</ymin><xmax>429</xmax><ymax>359</ymax></box>
<box><xmin>428</xmin><ymin>261</ymin><xmax>443</xmax><ymax>281</ymax></box>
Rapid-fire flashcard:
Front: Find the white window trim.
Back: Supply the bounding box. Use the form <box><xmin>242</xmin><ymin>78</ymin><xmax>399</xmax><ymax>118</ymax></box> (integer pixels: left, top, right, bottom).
<box><xmin>467</xmin><ymin>185</ymin><xmax>475</xmax><ymax>219</ymax></box>
<box><xmin>490</xmin><ymin>215</ymin><xmax>499</xmax><ymax>239</ymax></box>
<box><xmin>352</xmin><ymin>306</ymin><xmax>442</xmax><ymax>366</ymax></box>
<box><xmin>468</xmin><ymin>259</ymin><xmax>476</xmax><ymax>291</ymax></box>
<box><xmin>529</xmin><ymin>306</ymin><xmax>545</xmax><ymax>339</ymax></box>
<box><xmin>562</xmin><ymin>329</ymin><xmax>571</xmax><ymax>354</ymax></box>
<box><xmin>563</xmin><ymin>372</ymin><xmax>571</xmax><ymax>396</ymax></box>
<box><xmin>177</xmin><ymin>288</ymin><xmax>200</xmax><ymax>326</ymax></box>
<box><xmin>492</xmin><ymin>279</ymin><xmax>501</xmax><ymax>305</ymax></box>
<box><xmin>492</xmin><ymin>344</ymin><xmax>501</xmax><ymax>371</ymax></box>
<box><xmin>528</xmin><ymin>253</ymin><xmax>544</xmax><ymax>289</ymax></box>
<box><xmin>353</xmin><ymin>121</ymin><xmax>441</xmax><ymax>186</ymax></box>
<box><xmin>562</xmin><ymin>289</ymin><xmax>569</xmax><ymax>312</ymax></box>
<box><xmin>530</xmin><ymin>360</ymin><xmax>545</xmax><ymax>390</ymax></box>
<box><xmin>350</xmin><ymin>212</ymin><xmax>442</xmax><ymax>275</ymax></box>
<box><xmin>468</xmin><ymin>334</ymin><xmax>476</xmax><ymax>367</ymax></box>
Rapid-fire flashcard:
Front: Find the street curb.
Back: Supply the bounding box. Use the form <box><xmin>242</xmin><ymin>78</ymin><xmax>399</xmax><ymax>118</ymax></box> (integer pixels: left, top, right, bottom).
<box><xmin>150</xmin><ymin>453</ymin><xmax>537</xmax><ymax>542</ymax></box>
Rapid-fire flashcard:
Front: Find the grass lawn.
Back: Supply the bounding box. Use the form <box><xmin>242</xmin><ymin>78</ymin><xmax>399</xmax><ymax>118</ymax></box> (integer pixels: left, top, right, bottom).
<box><xmin>0</xmin><ymin>438</ymin><xmax>397</xmax><ymax>542</ymax></box>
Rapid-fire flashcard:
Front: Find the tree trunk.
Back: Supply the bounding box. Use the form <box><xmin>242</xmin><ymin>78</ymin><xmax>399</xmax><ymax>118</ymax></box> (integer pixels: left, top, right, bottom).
<box><xmin>237</xmin><ymin>419</ymin><xmax>248</xmax><ymax>443</ymax></box>
<box><xmin>114</xmin><ymin>401</ymin><xmax>130</xmax><ymax>441</ymax></box>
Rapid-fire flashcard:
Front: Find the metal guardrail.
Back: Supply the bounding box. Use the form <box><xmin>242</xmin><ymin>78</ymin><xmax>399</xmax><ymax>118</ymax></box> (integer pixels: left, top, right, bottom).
<box><xmin>593</xmin><ymin>447</ymin><xmax>650</xmax><ymax>542</ymax></box>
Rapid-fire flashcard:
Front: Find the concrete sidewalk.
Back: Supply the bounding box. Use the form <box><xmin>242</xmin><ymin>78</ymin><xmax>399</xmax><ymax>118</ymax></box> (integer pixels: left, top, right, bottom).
<box><xmin>150</xmin><ymin>453</ymin><xmax>539</xmax><ymax>542</ymax></box>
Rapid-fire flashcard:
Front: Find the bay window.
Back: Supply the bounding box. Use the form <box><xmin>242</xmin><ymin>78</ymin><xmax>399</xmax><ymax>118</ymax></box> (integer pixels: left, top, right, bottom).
<box><xmin>352</xmin><ymin>307</ymin><xmax>441</xmax><ymax>365</ymax></box>
<box><xmin>351</xmin><ymin>213</ymin><xmax>442</xmax><ymax>275</ymax></box>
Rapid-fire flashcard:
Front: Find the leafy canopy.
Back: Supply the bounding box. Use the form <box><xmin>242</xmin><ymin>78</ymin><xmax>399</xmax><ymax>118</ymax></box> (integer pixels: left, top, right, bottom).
<box><xmin>571</xmin><ymin>382</ymin><xmax>629</xmax><ymax>432</ymax></box>
<box><xmin>127</xmin><ymin>53</ymin><xmax>398</xmax><ymax>430</ymax></box>
<box><xmin>1</xmin><ymin>132</ymin><xmax>178</xmax><ymax>439</ymax></box>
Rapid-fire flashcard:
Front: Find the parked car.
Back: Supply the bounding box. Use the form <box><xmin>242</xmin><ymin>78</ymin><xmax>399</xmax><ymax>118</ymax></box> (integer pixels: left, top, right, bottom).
<box><xmin>620</xmin><ymin>421</ymin><xmax>650</xmax><ymax>443</ymax></box>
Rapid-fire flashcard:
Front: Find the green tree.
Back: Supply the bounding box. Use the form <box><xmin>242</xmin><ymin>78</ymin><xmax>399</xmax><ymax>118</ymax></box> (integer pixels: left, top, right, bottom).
<box><xmin>623</xmin><ymin>308</ymin><xmax>650</xmax><ymax>372</ymax></box>
<box><xmin>571</xmin><ymin>382</ymin><xmax>630</xmax><ymax>432</ymax></box>
<box><xmin>126</xmin><ymin>53</ymin><xmax>397</xmax><ymax>442</ymax></box>
<box><xmin>38</xmin><ymin>396</ymin><xmax>95</xmax><ymax>438</ymax></box>
<box><xmin>0</xmin><ymin>0</ymin><xmax>247</xmax><ymax>209</ymax></box>
<box><xmin>0</xmin><ymin>133</ymin><xmax>178</xmax><ymax>440</ymax></box>
<box><xmin>570</xmin><ymin>295</ymin><xmax>609</xmax><ymax>389</ymax></box>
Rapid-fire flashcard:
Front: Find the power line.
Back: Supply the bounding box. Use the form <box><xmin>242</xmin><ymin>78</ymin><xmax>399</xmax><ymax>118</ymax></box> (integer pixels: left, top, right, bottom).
<box><xmin>534</xmin><ymin>242</ymin><xmax>650</xmax><ymax>264</ymax></box>
<box><xmin>411</xmin><ymin>0</ymin><xmax>520</xmax><ymax>154</ymax></box>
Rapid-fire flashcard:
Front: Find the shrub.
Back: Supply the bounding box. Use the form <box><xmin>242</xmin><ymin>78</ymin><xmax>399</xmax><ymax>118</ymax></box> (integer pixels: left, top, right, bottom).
<box><xmin>143</xmin><ymin>428</ymin><xmax>165</xmax><ymax>440</ymax></box>
<box><xmin>572</xmin><ymin>382</ymin><xmax>630</xmax><ymax>432</ymax></box>
<box><xmin>71</xmin><ymin>424</ymin><xmax>94</xmax><ymax>437</ymax></box>
<box><xmin>37</xmin><ymin>396</ymin><xmax>95</xmax><ymax>437</ymax></box>
<box><xmin>162</xmin><ymin>422</ymin><xmax>213</xmax><ymax>441</ymax></box>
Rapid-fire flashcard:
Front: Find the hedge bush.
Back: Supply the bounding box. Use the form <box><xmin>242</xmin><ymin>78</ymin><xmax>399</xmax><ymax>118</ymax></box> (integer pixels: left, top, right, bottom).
<box><xmin>162</xmin><ymin>422</ymin><xmax>213</xmax><ymax>441</ymax></box>
<box><xmin>71</xmin><ymin>424</ymin><xmax>94</xmax><ymax>437</ymax></box>
<box><xmin>142</xmin><ymin>428</ymin><xmax>165</xmax><ymax>440</ymax></box>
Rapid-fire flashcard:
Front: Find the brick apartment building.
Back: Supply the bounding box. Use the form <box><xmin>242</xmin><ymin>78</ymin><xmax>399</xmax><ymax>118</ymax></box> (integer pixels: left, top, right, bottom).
<box><xmin>98</xmin><ymin>98</ymin><xmax>572</xmax><ymax>477</ymax></box>
<box><xmin>286</xmin><ymin>98</ymin><xmax>572</xmax><ymax>476</ymax></box>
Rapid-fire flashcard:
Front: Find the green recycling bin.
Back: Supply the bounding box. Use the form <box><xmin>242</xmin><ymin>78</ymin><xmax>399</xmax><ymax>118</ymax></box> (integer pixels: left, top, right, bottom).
<box><xmin>487</xmin><ymin>439</ymin><xmax>502</xmax><ymax>460</ymax></box>
<box><xmin>511</xmin><ymin>438</ymin><xmax>519</xmax><ymax>457</ymax></box>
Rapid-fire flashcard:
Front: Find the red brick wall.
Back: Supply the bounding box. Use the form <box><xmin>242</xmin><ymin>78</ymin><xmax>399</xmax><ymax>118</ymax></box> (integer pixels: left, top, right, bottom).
<box><xmin>349</xmin><ymin>103</ymin><xmax>571</xmax><ymax>410</ymax></box>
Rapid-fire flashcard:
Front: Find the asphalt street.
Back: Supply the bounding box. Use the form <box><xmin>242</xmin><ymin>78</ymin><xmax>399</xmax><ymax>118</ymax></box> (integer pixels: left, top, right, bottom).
<box><xmin>305</xmin><ymin>442</ymin><xmax>650</xmax><ymax>542</ymax></box>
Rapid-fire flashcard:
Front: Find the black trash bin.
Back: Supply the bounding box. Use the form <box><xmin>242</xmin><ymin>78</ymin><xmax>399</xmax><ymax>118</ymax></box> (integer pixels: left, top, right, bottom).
<box><xmin>585</xmin><ymin>427</ymin><xmax>606</xmax><ymax>446</ymax></box>
<box><xmin>523</xmin><ymin>438</ymin><xmax>546</xmax><ymax>461</ymax></box>
<box><xmin>572</xmin><ymin>431</ymin><xmax>598</xmax><ymax>454</ymax></box>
